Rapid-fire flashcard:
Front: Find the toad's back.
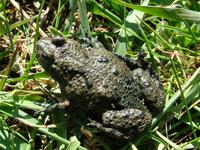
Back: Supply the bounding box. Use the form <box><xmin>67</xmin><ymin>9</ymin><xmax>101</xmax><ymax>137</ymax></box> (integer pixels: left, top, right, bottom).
<box><xmin>36</xmin><ymin>38</ymin><xmax>145</xmax><ymax>111</ymax></box>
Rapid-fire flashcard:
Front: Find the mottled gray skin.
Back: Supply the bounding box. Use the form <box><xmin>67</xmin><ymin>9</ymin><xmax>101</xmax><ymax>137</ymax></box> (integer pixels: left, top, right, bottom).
<box><xmin>36</xmin><ymin>37</ymin><xmax>164</xmax><ymax>139</ymax></box>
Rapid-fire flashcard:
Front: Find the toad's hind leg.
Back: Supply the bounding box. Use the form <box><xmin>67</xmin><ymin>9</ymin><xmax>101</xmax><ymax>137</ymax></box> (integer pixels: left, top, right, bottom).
<box><xmin>88</xmin><ymin>108</ymin><xmax>152</xmax><ymax>139</ymax></box>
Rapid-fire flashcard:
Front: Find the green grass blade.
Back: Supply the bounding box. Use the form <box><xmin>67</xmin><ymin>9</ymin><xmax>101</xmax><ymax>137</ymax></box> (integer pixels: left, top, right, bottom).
<box><xmin>0</xmin><ymin>120</ymin><xmax>29</xmax><ymax>150</ymax></box>
<box><xmin>0</xmin><ymin>105</ymin><xmax>87</xmax><ymax>150</ymax></box>
<box><xmin>88</xmin><ymin>0</ymin><xmax>122</xmax><ymax>26</ymax></box>
<box><xmin>0</xmin><ymin>16</ymin><xmax>37</xmax><ymax>36</ymax></box>
<box><xmin>53</xmin><ymin>0</ymin><xmax>68</xmax><ymax>29</ymax></box>
<box><xmin>115</xmin><ymin>0</ymin><xmax>149</xmax><ymax>56</ymax></box>
<box><xmin>156</xmin><ymin>131</ymin><xmax>183</xmax><ymax>150</ymax></box>
<box><xmin>77</xmin><ymin>0</ymin><xmax>91</xmax><ymax>37</ymax></box>
<box><xmin>63</xmin><ymin>0</ymin><xmax>77</xmax><ymax>34</ymax></box>
<box><xmin>114</xmin><ymin>0</ymin><xmax>200</xmax><ymax>23</ymax></box>
<box><xmin>66</xmin><ymin>136</ymin><xmax>81</xmax><ymax>150</ymax></box>
<box><xmin>152</xmin><ymin>67</ymin><xmax>200</xmax><ymax>128</ymax></box>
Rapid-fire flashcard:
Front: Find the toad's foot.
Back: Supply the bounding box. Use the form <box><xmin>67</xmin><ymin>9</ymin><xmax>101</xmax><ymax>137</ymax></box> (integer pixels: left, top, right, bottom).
<box><xmin>88</xmin><ymin>119</ymin><xmax>131</xmax><ymax>140</ymax></box>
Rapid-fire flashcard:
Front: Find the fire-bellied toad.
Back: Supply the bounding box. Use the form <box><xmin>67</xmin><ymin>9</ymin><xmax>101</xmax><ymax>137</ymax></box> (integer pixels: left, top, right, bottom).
<box><xmin>36</xmin><ymin>36</ymin><xmax>164</xmax><ymax>139</ymax></box>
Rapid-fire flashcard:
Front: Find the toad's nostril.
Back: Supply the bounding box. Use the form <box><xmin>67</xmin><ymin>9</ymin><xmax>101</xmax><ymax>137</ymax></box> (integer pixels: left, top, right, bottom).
<box><xmin>51</xmin><ymin>36</ymin><xmax>66</xmax><ymax>47</ymax></box>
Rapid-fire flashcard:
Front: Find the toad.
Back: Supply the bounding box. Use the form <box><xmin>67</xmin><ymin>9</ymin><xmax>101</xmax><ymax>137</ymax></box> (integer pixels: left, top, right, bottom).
<box><xmin>36</xmin><ymin>36</ymin><xmax>164</xmax><ymax>139</ymax></box>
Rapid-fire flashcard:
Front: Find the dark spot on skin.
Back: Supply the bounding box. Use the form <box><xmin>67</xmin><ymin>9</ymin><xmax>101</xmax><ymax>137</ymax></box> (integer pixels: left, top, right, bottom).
<box><xmin>111</xmin><ymin>66</ymin><xmax>119</xmax><ymax>75</ymax></box>
<box><xmin>84</xmin><ymin>79</ymin><xmax>93</xmax><ymax>89</ymax></box>
<box><xmin>97</xmin><ymin>56</ymin><xmax>109</xmax><ymax>63</ymax></box>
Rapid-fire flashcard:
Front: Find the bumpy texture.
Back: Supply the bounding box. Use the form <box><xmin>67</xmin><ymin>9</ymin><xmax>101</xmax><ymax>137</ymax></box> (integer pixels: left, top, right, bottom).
<box><xmin>36</xmin><ymin>36</ymin><xmax>164</xmax><ymax>139</ymax></box>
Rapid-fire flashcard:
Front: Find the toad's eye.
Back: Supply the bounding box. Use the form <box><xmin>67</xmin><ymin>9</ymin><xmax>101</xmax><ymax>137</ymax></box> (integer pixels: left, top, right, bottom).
<box><xmin>51</xmin><ymin>36</ymin><xmax>66</xmax><ymax>47</ymax></box>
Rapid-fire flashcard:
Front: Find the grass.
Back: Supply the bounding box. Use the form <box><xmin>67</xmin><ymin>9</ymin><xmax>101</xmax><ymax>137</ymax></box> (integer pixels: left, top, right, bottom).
<box><xmin>0</xmin><ymin>0</ymin><xmax>200</xmax><ymax>149</ymax></box>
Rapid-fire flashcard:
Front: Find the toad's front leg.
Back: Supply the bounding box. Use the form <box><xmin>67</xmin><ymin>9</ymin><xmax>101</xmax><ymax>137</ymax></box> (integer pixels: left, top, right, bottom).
<box><xmin>132</xmin><ymin>68</ymin><xmax>164</xmax><ymax>115</ymax></box>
